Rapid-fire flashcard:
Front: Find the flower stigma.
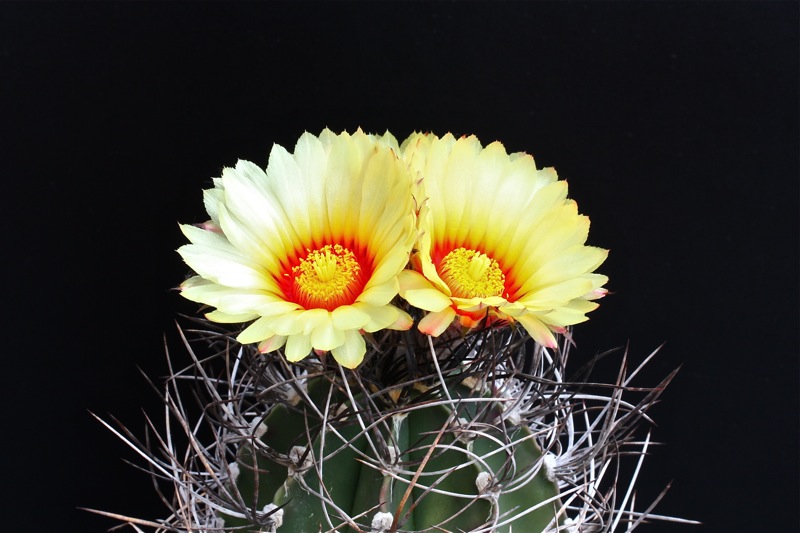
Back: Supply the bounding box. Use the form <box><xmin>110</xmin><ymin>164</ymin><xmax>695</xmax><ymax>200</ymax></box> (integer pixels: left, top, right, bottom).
<box><xmin>292</xmin><ymin>244</ymin><xmax>364</xmax><ymax>310</ymax></box>
<box><xmin>438</xmin><ymin>248</ymin><xmax>505</xmax><ymax>299</ymax></box>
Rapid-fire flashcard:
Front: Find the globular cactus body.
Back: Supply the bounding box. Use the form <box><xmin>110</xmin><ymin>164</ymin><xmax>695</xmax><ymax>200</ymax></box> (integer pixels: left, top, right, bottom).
<box><xmin>227</xmin><ymin>377</ymin><xmax>560</xmax><ymax>532</ymax></box>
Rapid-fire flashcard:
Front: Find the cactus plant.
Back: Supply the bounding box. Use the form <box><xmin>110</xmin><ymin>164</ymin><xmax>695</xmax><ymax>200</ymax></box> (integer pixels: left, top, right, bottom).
<box><xmin>225</xmin><ymin>365</ymin><xmax>561</xmax><ymax>532</ymax></box>
<box><xmin>92</xmin><ymin>129</ymin><xmax>694</xmax><ymax>532</ymax></box>
<box><xmin>93</xmin><ymin>322</ymin><xmax>685</xmax><ymax>532</ymax></box>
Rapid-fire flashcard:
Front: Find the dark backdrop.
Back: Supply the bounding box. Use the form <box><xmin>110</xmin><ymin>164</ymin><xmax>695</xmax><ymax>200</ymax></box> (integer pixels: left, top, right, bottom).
<box><xmin>2</xmin><ymin>2</ymin><xmax>797</xmax><ymax>532</ymax></box>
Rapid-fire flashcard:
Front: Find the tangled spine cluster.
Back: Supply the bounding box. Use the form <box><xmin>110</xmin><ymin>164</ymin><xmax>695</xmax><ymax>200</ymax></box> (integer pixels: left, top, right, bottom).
<box><xmin>91</xmin><ymin>320</ymin><xmax>696</xmax><ymax>532</ymax></box>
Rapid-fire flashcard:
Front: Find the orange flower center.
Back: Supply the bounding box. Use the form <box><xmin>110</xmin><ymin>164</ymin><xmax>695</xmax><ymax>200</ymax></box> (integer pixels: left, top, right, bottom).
<box><xmin>438</xmin><ymin>248</ymin><xmax>505</xmax><ymax>299</ymax></box>
<box><xmin>290</xmin><ymin>244</ymin><xmax>365</xmax><ymax>310</ymax></box>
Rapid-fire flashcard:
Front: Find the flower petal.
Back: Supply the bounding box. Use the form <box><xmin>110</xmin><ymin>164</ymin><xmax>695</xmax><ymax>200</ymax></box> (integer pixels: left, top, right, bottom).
<box><xmin>358</xmin><ymin>278</ymin><xmax>400</xmax><ymax>307</ymax></box>
<box><xmin>310</xmin><ymin>317</ymin><xmax>346</xmax><ymax>351</ymax></box>
<box><xmin>258</xmin><ymin>335</ymin><xmax>287</xmax><ymax>354</ymax></box>
<box><xmin>418</xmin><ymin>307</ymin><xmax>457</xmax><ymax>336</ymax></box>
<box><xmin>332</xmin><ymin>305</ymin><xmax>371</xmax><ymax>330</ymax></box>
<box><xmin>352</xmin><ymin>302</ymin><xmax>401</xmax><ymax>333</ymax></box>
<box><xmin>515</xmin><ymin>313</ymin><xmax>558</xmax><ymax>349</ymax></box>
<box><xmin>178</xmin><ymin>242</ymin><xmax>272</xmax><ymax>292</ymax></box>
<box><xmin>237</xmin><ymin>316</ymin><xmax>276</xmax><ymax>344</ymax></box>
<box><xmin>295</xmin><ymin>308</ymin><xmax>330</xmax><ymax>335</ymax></box>
<box><xmin>285</xmin><ymin>333</ymin><xmax>313</xmax><ymax>362</ymax></box>
<box><xmin>205</xmin><ymin>309</ymin><xmax>259</xmax><ymax>323</ymax></box>
<box><xmin>398</xmin><ymin>270</ymin><xmax>452</xmax><ymax>311</ymax></box>
<box><xmin>330</xmin><ymin>329</ymin><xmax>366</xmax><ymax>369</ymax></box>
<box><xmin>387</xmin><ymin>309</ymin><xmax>413</xmax><ymax>331</ymax></box>
<box><xmin>220</xmin><ymin>161</ymin><xmax>302</xmax><ymax>257</ymax></box>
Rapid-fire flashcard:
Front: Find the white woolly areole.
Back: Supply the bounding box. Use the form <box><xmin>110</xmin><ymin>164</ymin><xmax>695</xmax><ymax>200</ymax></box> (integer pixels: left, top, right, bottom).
<box><xmin>288</xmin><ymin>445</ymin><xmax>312</xmax><ymax>472</ymax></box>
<box><xmin>285</xmin><ymin>386</ymin><xmax>301</xmax><ymax>406</ymax></box>
<box><xmin>370</xmin><ymin>511</ymin><xmax>394</xmax><ymax>532</ymax></box>
<box><xmin>250</xmin><ymin>416</ymin><xmax>268</xmax><ymax>440</ymax></box>
<box><xmin>261</xmin><ymin>503</ymin><xmax>284</xmax><ymax>529</ymax></box>
<box><xmin>543</xmin><ymin>452</ymin><xmax>558</xmax><ymax>482</ymax></box>
<box><xmin>227</xmin><ymin>461</ymin><xmax>240</xmax><ymax>482</ymax></box>
<box><xmin>454</xmin><ymin>416</ymin><xmax>475</xmax><ymax>443</ymax></box>
<box><xmin>284</xmin><ymin>370</ymin><xmax>307</xmax><ymax>406</ymax></box>
<box><xmin>475</xmin><ymin>471</ymin><xmax>492</xmax><ymax>493</ymax></box>
<box><xmin>563</xmin><ymin>517</ymin><xmax>578</xmax><ymax>533</ymax></box>
<box><xmin>386</xmin><ymin>444</ymin><xmax>398</xmax><ymax>465</ymax></box>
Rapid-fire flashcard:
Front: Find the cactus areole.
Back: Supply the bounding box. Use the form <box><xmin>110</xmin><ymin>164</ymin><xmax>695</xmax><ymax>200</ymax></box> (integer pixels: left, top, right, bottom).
<box><xmin>225</xmin><ymin>376</ymin><xmax>561</xmax><ymax>532</ymax></box>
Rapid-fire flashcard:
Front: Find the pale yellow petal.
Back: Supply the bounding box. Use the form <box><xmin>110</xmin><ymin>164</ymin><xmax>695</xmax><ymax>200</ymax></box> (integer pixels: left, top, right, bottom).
<box><xmin>537</xmin><ymin>300</ymin><xmax>598</xmax><ymax>327</ymax></box>
<box><xmin>367</xmin><ymin>240</ymin><xmax>412</xmax><ymax>285</ymax></box>
<box><xmin>267</xmin><ymin>140</ymin><xmax>327</xmax><ymax>246</ymax></box>
<box><xmin>418</xmin><ymin>307</ymin><xmax>457</xmax><ymax>337</ymax></box>
<box><xmin>398</xmin><ymin>270</ymin><xmax>452</xmax><ymax>311</ymax></box>
<box><xmin>331</xmin><ymin>305</ymin><xmax>371</xmax><ymax>330</ymax></box>
<box><xmin>180</xmin><ymin>279</ymin><xmax>289</xmax><ymax>317</ymax></box>
<box><xmin>581</xmin><ymin>273</ymin><xmax>610</xmax><ymax>300</ymax></box>
<box><xmin>352</xmin><ymin>302</ymin><xmax>401</xmax><ymax>333</ymax></box>
<box><xmin>451</xmin><ymin>296</ymin><xmax>507</xmax><ymax>312</ymax></box>
<box><xmin>237</xmin><ymin>316</ymin><xmax>276</xmax><ymax>344</ymax></box>
<box><xmin>285</xmin><ymin>333</ymin><xmax>313</xmax><ymax>362</ymax></box>
<box><xmin>295</xmin><ymin>308</ymin><xmax>330</xmax><ymax>335</ymax></box>
<box><xmin>178</xmin><ymin>243</ymin><xmax>271</xmax><ymax>291</ymax></box>
<box><xmin>255</xmin><ymin>311</ymin><xmax>305</xmax><ymax>336</ymax></box>
<box><xmin>515</xmin><ymin>314</ymin><xmax>558</xmax><ymax>349</ymax></box>
<box><xmin>310</xmin><ymin>318</ymin><xmax>346</xmax><ymax>351</ymax></box>
<box><xmin>358</xmin><ymin>278</ymin><xmax>400</xmax><ymax>307</ymax></box>
<box><xmin>221</xmin><ymin>162</ymin><xmax>302</xmax><ymax>255</ymax></box>
<box><xmin>405</xmin><ymin>288</ymin><xmax>452</xmax><ymax>312</ymax></box>
<box><xmin>205</xmin><ymin>309</ymin><xmax>259</xmax><ymax>323</ymax></box>
<box><xmin>179</xmin><ymin>222</ymin><xmax>232</xmax><ymax>249</ymax></box>
<box><xmin>323</xmin><ymin>134</ymin><xmax>364</xmax><ymax>241</ymax></box>
<box><xmin>215</xmin><ymin>293</ymin><xmax>285</xmax><ymax>315</ymax></box>
<box><xmin>496</xmin><ymin>301</ymin><xmax>527</xmax><ymax>317</ymax></box>
<box><xmin>330</xmin><ymin>329</ymin><xmax>366</xmax><ymax>368</ymax></box>
<box><xmin>179</xmin><ymin>275</ymin><xmax>212</xmax><ymax>290</ymax></box>
<box><xmin>517</xmin><ymin>278</ymin><xmax>594</xmax><ymax>309</ymax></box>
<box><xmin>179</xmin><ymin>278</ymin><xmax>229</xmax><ymax>303</ymax></box>
<box><xmin>516</xmin><ymin>247</ymin><xmax>608</xmax><ymax>296</ymax></box>
<box><xmin>203</xmin><ymin>180</ymin><xmax>224</xmax><ymax>225</ymax></box>
<box><xmin>258</xmin><ymin>335</ymin><xmax>287</xmax><ymax>353</ymax></box>
<box><xmin>254</xmin><ymin>299</ymin><xmax>303</xmax><ymax>317</ymax></box>
<box><xmin>387</xmin><ymin>309</ymin><xmax>413</xmax><ymax>331</ymax></box>
<box><xmin>217</xmin><ymin>202</ymin><xmax>283</xmax><ymax>276</ymax></box>
<box><xmin>397</xmin><ymin>269</ymin><xmax>434</xmax><ymax>292</ymax></box>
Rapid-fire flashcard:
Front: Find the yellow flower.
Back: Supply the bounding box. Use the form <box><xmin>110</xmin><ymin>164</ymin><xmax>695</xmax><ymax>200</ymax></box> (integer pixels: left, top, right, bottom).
<box><xmin>178</xmin><ymin>129</ymin><xmax>416</xmax><ymax>368</ymax></box>
<box><xmin>398</xmin><ymin>133</ymin><xmax>608</xmax><ymax>348</ymax></box>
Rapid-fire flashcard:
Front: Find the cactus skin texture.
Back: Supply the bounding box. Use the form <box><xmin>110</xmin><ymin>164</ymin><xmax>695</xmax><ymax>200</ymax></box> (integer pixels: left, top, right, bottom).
<box><xmin>226</xmin><ymin>376</ymin><xmax>561</xmax><ymax>532</ymax></box>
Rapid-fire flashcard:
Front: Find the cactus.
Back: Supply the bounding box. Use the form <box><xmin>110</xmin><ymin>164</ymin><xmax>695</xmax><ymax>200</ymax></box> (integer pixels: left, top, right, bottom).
<box><xmin>87</xmin><ymin>322</ymin><xmax>686</xmax><ymax>532</ymax></box>
<box><xmin>92</xmin><ymin>129</ymin><xmax>694</xmax><ymax>532</ymax></box>
<box><xmin>225</xmin><ymin>373</ymin><xmax>561</xmax><ymax>532</ymax></box>
<box><xmin>92</xmin><ymin>311</ymin><xmax>687</xmax><ymax>532</ymax></box>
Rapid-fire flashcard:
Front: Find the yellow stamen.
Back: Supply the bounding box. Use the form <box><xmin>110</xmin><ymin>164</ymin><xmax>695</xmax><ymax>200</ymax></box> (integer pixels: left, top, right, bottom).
<box><xmin>292</xmin><ymin>244</ymin><xmax>362</xmax><ymax>310</ymax></box>
<box><xmin>438</xmin><ymin>248</ymin><xmax>505</xmax><ymax>299</ymax></box>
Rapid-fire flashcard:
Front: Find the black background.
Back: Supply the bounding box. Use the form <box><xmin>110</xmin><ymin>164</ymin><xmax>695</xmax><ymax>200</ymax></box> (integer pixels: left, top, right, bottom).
<box><xmin>2</xmin><ymin>2</ymin><xmax>797</xmax><ymax>532</ymax></box>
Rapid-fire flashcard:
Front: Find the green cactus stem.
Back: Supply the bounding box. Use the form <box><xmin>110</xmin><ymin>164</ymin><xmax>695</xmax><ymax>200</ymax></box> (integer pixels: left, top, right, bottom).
<box><xmin>225</xmin><ymin>375</ymin><xmax>561</xmax><ymax>532</ymax></box>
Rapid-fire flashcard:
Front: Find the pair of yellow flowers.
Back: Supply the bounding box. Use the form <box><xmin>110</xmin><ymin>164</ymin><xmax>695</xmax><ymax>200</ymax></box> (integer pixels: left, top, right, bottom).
<box><xmin>178</xmin><ymin>129</ymin><xmax>608</xmax><ymax>368</ymax></box>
